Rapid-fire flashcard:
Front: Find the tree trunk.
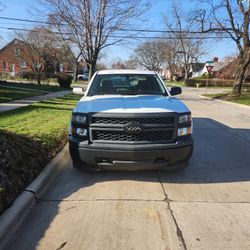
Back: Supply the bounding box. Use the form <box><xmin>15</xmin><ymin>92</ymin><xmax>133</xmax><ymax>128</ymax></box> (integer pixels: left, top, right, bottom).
<box><xmin>184</xmin><ymin>65</ymin><xmax>190</xmax><ymax>79</ymax></box>
<box><xmin>73</xmin><ymin>59</ymin><xmax>78</xmax><ymax>82</ymax></box>
<box><xmin>232</xmin><ymin>52</ymin><xmax>250</xmax><ymax>95</ymax></box>
<box><xmin>170</xmin><ymin>73</ymin><xmax>174</xmax><ymax>81</ymax></box>
<box><xmin>88</xmin><ymin>60</ymin><xmax>97</xmax><ymax>79</ymax></box>
<box><xmin>37</xmin><ymin>73</ymin><xmax>41</xmax><ymax>85</ymax></box>
<box><xmin>168</xmin><ymin>63</ymin><xmax>174</xmax><ymax>81</ymax></box>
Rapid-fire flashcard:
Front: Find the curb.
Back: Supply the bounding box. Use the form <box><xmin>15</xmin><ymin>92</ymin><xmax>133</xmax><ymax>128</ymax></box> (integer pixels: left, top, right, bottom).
<box><xmin>0</xmin><ymin>144</ymin><xmax>70</xmax><ymax>250</ymax></box>
<box><xmin>199</xmin><ymin>95</ymin><xmax>250</xmax><ymax>110</ymax></box>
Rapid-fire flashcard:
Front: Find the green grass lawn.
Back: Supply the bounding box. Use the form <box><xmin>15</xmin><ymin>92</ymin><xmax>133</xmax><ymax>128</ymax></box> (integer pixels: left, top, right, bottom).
<box><xmin>0</xmin><ymin>86</ymin><xmax>45</xmax><ymax>103</ymax></box>
<box><xmin>0</xmin><ymin>81</ymin><xmax>63</xmax><ymax>92</ymax></box>
<box><xmin>165</xmin><ymin>81</ymin><xmax>185</xmax><ymax>87</ymax></box>
<box><xmin>0</xmin><ymin>94</ymin><xmax>80</xmax><ymax>214</ymax></box>
<box><xmin>0</xmin><ymin>80</ymin><xmax>67</xmax><ymax>103</ymax></box>
<box><xmin>0</xmin><ymin>94</ymin><xmax>80</xmax><ymax>152</ymax></box>
<box><xmin>205</xmin><ymin>92</ymin><xmax>250</xmax><ymax>106</ymax></box>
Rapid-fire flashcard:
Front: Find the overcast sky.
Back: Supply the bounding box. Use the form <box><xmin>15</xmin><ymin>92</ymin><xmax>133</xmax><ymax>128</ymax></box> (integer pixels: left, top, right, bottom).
<box><xmin>0</xmin><ymin>0</ymin><xmax>237</xmax><ymax>64</ymax></box>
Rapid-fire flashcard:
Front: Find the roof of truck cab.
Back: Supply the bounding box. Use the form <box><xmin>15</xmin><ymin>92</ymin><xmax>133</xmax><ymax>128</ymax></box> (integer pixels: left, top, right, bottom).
<box><xmin>96</xmin><ymin>70</ymin><xmax>157</xmax><ymax>75</ymax></box>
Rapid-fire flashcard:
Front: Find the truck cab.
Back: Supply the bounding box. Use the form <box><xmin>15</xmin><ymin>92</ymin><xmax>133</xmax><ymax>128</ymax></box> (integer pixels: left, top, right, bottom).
<box><xmin>69</xmin><ymin>70</ymin><xmax>193</xmax><ymax>171</ymax></box>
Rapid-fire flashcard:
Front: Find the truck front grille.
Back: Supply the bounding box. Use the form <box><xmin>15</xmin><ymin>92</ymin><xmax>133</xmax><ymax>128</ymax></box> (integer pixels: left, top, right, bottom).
<box><xmin>92</xmin><ymin>117</ymin><xmax>175</xmax><ymax>125</ymax></box>
<box><xmin>89</xmin><ymin>113</ymin><xmax>177</xmax><ymax>144</ymax></box>
<box><xmin>92</xmin><ymin>130</ymin><xmax>173</xmax><ymax>142</ymax></box>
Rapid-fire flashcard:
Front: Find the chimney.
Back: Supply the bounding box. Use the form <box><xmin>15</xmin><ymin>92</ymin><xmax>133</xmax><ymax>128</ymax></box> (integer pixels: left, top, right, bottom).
<box><xmin>214</xmin><ymin>57</ymin><xmax>219</xmax><ymax>63</ymax></box>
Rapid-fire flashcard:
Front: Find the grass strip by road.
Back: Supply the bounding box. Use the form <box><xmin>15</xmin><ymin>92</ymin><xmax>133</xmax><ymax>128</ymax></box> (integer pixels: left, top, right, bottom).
<box><xmin>0</xmin><ymin>94</ymin><xmax>80</xmax><ymax>214</ymax></box>
<box><xmin>0</xmin><ymin>81</ymin><xmax>63</xmax><ymax>92</ymax></box>
<box><xmin>204</xmin><ymin>92</ymin><xmax>250</xmax><ymax>106</ymax></box>
<box><xmin>0</xmin><ymin>86</ymin><xmax>45</xmax><ymax>103</ymax></box>
<box><xmin>165</xmin><ymin>81</ymin><xmax>185</xmax><ymax>87</ymax></box>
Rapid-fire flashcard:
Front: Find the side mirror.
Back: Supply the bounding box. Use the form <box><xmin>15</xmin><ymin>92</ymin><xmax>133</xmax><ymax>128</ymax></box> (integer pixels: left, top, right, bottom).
<box><xmin>170</xmin><ymin>86</ymin><xmax>182</xmax><ymax>96</ymax></box>
<box><xmin>73</xmin><ymin>87</ymin><xmax>85</xmax><ymax>95</ymax></box>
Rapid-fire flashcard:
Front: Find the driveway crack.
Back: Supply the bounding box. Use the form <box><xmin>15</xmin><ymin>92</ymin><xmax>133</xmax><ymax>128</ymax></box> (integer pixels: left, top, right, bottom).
<box><xmin>156</xmin><ymin>171</ymin><xmax>188</xmax><ymax>250</ymax></box>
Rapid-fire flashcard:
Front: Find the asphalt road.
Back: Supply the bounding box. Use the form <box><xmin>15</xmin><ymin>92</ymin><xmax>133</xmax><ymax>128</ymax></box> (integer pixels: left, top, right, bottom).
<box><xmin>6</xmin><ymin>87</ymin><xmax>250</xmax><ymax>250</ymax></box>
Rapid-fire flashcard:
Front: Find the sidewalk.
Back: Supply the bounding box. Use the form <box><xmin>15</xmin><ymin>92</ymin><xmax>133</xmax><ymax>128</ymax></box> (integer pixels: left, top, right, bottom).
<box><xmin>0</xmin><ymin>90</ymin><xmax>71</xmax><ymax>113</ymax></box>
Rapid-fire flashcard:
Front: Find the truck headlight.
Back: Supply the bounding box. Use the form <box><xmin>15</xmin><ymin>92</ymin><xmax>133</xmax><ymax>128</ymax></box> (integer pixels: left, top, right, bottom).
<box><xmin>71</xmin><ymin>127</ymin><xmax>88</xmax><ymax>137</ymax></box>
<box><xmin>178</xmin><ymin>127</ymin><xmax>192</xmax><ymax>136</ymax></box>
<box><xmin>72</xmin><ymin>113</ymin><xmax>87</xmax><ymax>124</ymax></box>
<box><xmin>179</xmin><ymin>113</ymin><xmax>192</xmax><ymax>124</ymax></box>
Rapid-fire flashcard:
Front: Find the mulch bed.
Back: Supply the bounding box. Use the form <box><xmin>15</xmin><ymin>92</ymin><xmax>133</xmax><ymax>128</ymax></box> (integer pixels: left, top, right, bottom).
<box><xmin>0</xmin><ymin>130</ymin><xmax>51</xmax><ymax>214</ymax></box>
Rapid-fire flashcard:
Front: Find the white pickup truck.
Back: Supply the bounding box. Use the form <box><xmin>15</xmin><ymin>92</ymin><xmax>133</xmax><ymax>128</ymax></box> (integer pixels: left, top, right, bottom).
<box><xmin>69</xmin><ymin>70</ymin><xmax>193</xmax><ymax>171</ymax></box>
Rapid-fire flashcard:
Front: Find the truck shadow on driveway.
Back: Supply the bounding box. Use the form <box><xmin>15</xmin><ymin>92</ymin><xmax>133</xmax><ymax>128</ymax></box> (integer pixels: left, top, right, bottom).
<box><xmin>36</xmin><ymin>117</ymin><xmax>250</xmax><ymax>204</ymax></box>
<box><xmin>164</xmin><ymin>117</ymin><xmax>250</xmax><ymax>184</ymax></box>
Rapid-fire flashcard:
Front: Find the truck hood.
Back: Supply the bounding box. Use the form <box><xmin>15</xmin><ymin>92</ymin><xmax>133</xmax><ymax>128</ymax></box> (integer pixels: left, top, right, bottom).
<box><xmin>75</xmin><ymin>95</ymin><xmax>190</xmax><ymax>113</ymax></box>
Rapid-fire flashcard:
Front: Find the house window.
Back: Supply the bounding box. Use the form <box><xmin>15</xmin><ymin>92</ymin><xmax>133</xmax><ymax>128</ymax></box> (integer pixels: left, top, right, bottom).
<box><xmin>14</xmin><ymin>47</ymin><xmax>21</xmax><ymax>57</ymax></box>
<box><xmin>20</xmin><ymin>61</ymin><xmax>27</xmax><ymax>69</ymax></box>
<box><xmin>2</xmin><ymin>62</ymin><xmax>7</xmax><ymax>70</ymax></box>
<box><xmin>60</xmin><ymin>63</ymin><xmax>64</xmax><ymax>72</ymax></box>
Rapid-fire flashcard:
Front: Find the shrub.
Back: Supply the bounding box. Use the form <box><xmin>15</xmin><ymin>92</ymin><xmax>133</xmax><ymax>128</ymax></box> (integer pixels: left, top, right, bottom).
<box><xmin>194</xmin><ymin>73</ymin><xmax>213</xmax><ymax>80</ymax></box>
<box><xmin>56</xmin><ymin>73</ymin><xmax>73</xmax><ymax>89</ymax></box>
<box><xmin>0</xmin><ymin>130</ymin><xmax>50</xmax><ymax>214</ymax></box>
<box><xmin>22</xmin><ymin>72</ymin><xmax>36</xmax><ymax>80</ymax></box>
<box><xmin>22</xmin><ymin>72</ymin><xmax>46</xmax><ymax>81</ymax></box>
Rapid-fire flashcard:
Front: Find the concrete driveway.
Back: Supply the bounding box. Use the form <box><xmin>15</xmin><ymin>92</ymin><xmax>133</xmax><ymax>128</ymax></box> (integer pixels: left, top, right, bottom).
<box><xmin>5</xmin><ymin>87</ymin><xmax>250</xmax><ymax>250</ymax></box>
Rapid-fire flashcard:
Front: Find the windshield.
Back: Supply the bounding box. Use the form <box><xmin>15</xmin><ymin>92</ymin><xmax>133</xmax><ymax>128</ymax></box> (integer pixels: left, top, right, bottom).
<box><xmin>87</xmin><ymin>74</ymin><xmax>168</xmax><ymax>96</ymax></box>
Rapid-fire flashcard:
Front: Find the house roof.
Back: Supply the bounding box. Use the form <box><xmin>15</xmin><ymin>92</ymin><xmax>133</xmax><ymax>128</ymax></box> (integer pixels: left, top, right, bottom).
<box><xmin>212</xmin><ymin>62</ymin><xmax>227</xmax><ymax>72</ymax></box>
<box><xmin>0</xmin><ymin>38</ymin><xmax>23</xmax><ymax>54</ymax></box>
<box><xmin>191</xmin><ymin>63</ymin><xmax>205</xmax><ymax>72</ymax></box>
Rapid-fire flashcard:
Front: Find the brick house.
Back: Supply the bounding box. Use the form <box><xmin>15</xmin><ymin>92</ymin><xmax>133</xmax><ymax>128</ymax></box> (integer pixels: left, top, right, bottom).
<box><xmin>0</xmin><ymin>39</ymin><xmax>31</xmax><ymax>77</ymax></box>
<box><xmin>0</xmin><ymin>38</ymin><xmax>74</xmax><ymax>78</ymax></box>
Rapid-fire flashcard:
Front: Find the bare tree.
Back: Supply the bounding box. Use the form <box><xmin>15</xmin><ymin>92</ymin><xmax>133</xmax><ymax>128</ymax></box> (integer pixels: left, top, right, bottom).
<box><xmin>223</xmin><ymin>55</ymin><xmax>237</xmax><ymax>65</ymax></box>
<box><xmin>96</xmin><ymin>62</ymin><xmax>108</xmax><ymax>70</ymax></box>
<box><xmin>165</xmin><ymin>4</ymin><xmax>205</xmax><ymax>79</ymax></box>
<box><xmin>111</xmin><ymin>58</ymin><xmax>126</xmax><ymax>69</ymax></box>
<box><xmin>162</xmin><ymin>38</ymin><xmax>183</xmax><ymax>81</ymax></box>
<box><xmin>39</xmin><ymin>0</ymin><xmax>150</xmax><ymax>77</ymax></box>
<box><xmin>16</xmin><ymin>28</ymin><xmax>66</xmax><ymax>84</ymax></box>
<box><xmin>133</xmin><ymin>40</ymin><xmax>167</xmax><ymax>71</ymax></box>
<box><xmin>71</xmin><ymin>50</ymin><xmax>82</xmax><ymax>82</ymax></box>
<box><xmin>124</xmin><ymin>58</ymin><xmax>138</xmax><ymax>69</ymax></box>
<box><xmin>193</xmin><ymin>0</ymin><xmax>250</xmax><ymax>95</ymax></box>
<box><xmin>54</xmin><ymin>42</ymin><xmax>76</xmax><ymax>73</ymax></box>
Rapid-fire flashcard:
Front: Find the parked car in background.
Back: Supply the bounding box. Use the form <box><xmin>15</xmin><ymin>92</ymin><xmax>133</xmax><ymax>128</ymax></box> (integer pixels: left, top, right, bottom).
<box><xmin>78</xmin><ymin>73</ymin><xmax>89</xmax><ymax>81</ymax></box>
<box><xmin>174</xmin><ymin>74</ymin><xmax>184</xmax><ymax>81</ymax></box>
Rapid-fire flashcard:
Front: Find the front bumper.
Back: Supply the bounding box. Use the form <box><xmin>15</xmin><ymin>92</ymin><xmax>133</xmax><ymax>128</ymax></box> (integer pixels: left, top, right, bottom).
<box><xmin>69</xmin><ymin>136</ymin><xmax>193</xmax><ymax>171</ymax></box>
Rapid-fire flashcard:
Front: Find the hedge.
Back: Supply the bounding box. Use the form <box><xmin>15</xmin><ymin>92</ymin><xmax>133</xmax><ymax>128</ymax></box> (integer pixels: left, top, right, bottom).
<box><xmin>56</xmin><ymin>73</ymin><xmax>73</xmax><ymax>89</ymax></box>
<box><xmin>185</xmin><ymin>79</ymin><xmax>235</xmax><ymax>87</ymax></box>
